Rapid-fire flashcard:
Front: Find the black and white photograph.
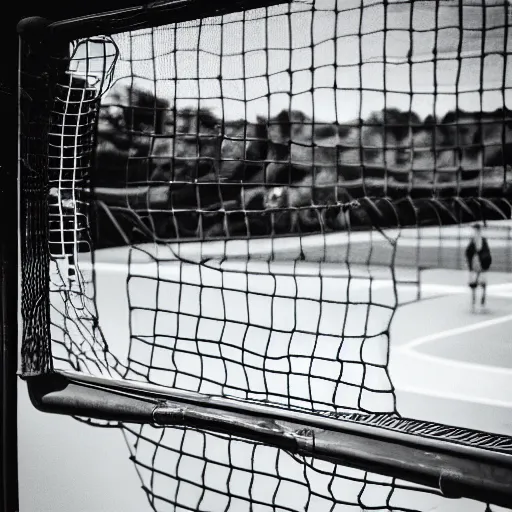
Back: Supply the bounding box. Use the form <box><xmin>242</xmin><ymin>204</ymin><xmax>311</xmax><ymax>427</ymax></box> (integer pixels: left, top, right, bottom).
<box><xmin>4</xmin><ymin>1</ymin><xmax>512</xmax><ymax>511</ymax></box>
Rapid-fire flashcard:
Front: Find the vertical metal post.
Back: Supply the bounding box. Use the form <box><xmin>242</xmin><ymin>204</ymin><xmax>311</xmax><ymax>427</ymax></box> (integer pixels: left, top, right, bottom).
<box><xmin>0</xmin><ymin>13</ymin><xmax>21</xmax><ymax>512</ymax></box>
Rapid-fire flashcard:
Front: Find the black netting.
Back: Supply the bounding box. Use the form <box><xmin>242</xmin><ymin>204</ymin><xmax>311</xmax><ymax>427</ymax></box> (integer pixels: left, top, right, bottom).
<box><xmin>19</xmin><ymin>0</ymin><xmax>512</xmax><ymax>511</ymax></box>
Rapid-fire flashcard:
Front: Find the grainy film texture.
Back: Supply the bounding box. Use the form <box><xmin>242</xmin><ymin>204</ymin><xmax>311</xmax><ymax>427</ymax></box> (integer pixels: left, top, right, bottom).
<box><xmin>19</xmin><ymin>0</ymin><xmax>512</xmax><ymax>511</ymax></box>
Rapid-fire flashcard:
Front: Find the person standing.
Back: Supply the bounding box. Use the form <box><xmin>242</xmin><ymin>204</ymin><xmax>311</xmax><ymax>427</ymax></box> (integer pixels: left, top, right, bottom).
<box><xmin>465</xmin><ymin>223</ymin><xmax>492</xmax><ymax>312</ymax></box>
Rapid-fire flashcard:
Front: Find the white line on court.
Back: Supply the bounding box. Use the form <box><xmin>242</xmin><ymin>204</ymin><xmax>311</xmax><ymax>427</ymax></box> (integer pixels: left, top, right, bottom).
<box><xmin>482</xmin><ymin>281</ymin><xmax>512</xmax><ymax>291</ymax></box>
<box><xmin>391</xmin><ymin>349</ymin><xmax>512</xmax><ymax>409</ymax></box>
<box><xmin>391</xmin><ymin>282</ymin><xmax>512</xmax><ymax>410</ymax></box>
<box><xmin>395</xmin><ymin>346</ymin><xmax>512</xmax><ymax>376</ymax></box>
<box><xmin>397</xmin><ymin>238</ymin><xmax>512</xmax><ymax>248</ymax></box>
<box><xmin>398</xmin><ymin>312</ymin><xmax>512</xmax><ymax>351</ymax></box>
<box><xmin>418</xmin><ymin>282</ymin><xmax>512</xmax><ymax>296</ymax></box>
<box><xmin>394</xmin><ymin>381</ymin><xmax>512</xmax><ymax>409</ymax></box>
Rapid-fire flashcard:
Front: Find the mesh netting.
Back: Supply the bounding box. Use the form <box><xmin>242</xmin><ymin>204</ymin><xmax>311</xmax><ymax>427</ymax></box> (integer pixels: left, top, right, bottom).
<box><xmin>19</xmin><ymin>0</ymin><xmax>512</xmax><ymax>511</ymax></box>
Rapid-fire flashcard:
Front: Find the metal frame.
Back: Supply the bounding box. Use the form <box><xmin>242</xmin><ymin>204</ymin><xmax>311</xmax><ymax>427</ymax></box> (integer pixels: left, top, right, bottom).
<box><xmin>0</xmin><ymin>10</ymin><xmax>20</xmax><ymax>512</ymax></box>
<box><xmin>29</xmin><ymin>370</ymin><xmax>512</xmax><ymax>508</ymax></box>
<box><xmin>24</xmin><ymin>0</ymin><xmax>289</xmax><ymax>41</ymax></box>
<box><xmin>16</xmin><ymin>3</ymin><xmax>512</xmax><ymax>510</ymax></box>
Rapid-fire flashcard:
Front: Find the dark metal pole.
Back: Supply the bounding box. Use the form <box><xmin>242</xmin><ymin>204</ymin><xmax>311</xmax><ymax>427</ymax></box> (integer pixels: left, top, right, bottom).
<box><xmin>0</xmin><ymin>10</ymin><xmax>21</xmax><ymax>512</ymax></box>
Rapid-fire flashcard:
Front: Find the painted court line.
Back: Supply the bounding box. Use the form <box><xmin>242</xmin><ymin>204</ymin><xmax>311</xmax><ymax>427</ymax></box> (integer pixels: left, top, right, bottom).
<box><xmin>391</xmin><ymin>350</ymin><xmax>512</xmax><ymax>409</ymax></box>
<box><xmin>392</xmin><ymin>303</ymin><xmax>512</xmax><ymax>410</ymax></box>
<box><xmin>483</xmin><ymin>281</ymin><xmax>512</xmax><ymax>291</ymax></box>
<box><xmin>395</xmin><ymin>238</ymin><xmax>511</xmax><ymax>248</ymax></box>
<box><xmin>396</xmin><ymin>347</ymin><xmax>512</xmax><ymax>377</ymax></box>
<box><xmin>418</xmin><ymin>283</ymin><xmax>512</xmax><ymax>298</ymax></box>
<box><xmin>421</xmin><ymin>282</ymin><xmax>512</xmax><ymax>292</ymax></box>
<box><xmin>398</xmin><ymin>312</ymin><xmax>512</xmax><ymax>351</ymax></box>
<box><xmin>395</xmin><ymin>381</ymin><xmax>512</xmax><ymax>409</ymax></box>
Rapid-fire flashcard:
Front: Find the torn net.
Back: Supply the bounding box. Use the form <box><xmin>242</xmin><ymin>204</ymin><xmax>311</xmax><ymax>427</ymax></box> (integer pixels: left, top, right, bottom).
<box><xmin>19</xmin><ymin>0</ymin><xmax>512</xmax><ymax>511</ymax></box>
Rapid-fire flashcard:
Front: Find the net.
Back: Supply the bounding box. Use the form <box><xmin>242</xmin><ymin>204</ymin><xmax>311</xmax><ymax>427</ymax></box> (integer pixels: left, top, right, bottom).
<box><xmin>18</xmin><ymin>0</ymin><xmax>512</xmax><ymax>511</ymax></box>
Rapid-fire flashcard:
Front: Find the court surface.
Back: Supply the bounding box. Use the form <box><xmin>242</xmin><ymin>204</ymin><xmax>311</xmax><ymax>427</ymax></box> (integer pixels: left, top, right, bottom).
<box><xmin>80</xmin><ymin>260</ymin><xmax>512</xmax><ymax>435</ymax></box>
<box><xmin>391</xmin><ymin>268</ymin><xmax>512</xmax><ymax>437</ymax></box>
<box><xmin>39</xmin><ymin>224</ymin><xmax>512</xmax><ymax>512</ymax></box>
<box><xmin>58</xmin><ymin>224</ymin><xmax>512</xmax><ymax>437</ymax></box>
